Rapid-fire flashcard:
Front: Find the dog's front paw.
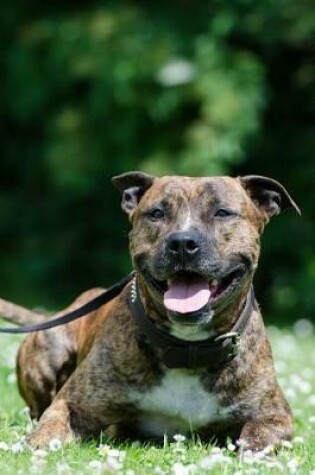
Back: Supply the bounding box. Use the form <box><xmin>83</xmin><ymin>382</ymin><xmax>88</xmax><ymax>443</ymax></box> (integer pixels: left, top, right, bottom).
<box><xmin>237</xmin><ymin>437</ymin><xmax>275</xmax><ymax>456</ymax></box>
<box><xmin>27</xmin><ymin>424</ymin><xmax>75</xmax><ymax>449</ymax></box>
<box><xmin>239</xmin><ymin>415</ymin><xmax>292</xmax><ymax>453</ymax></box>
<box><xmin>27</xmin><ymin>399</ymin><xmax>76</xmax><ymax>449</ymax></box>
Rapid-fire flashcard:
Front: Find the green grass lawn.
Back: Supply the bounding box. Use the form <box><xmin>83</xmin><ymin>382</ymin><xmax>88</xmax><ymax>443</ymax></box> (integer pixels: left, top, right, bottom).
<box><xmin>0</xmin><ymin>323</ymin><xmax>314</xmax><ymax>474</ymax></box>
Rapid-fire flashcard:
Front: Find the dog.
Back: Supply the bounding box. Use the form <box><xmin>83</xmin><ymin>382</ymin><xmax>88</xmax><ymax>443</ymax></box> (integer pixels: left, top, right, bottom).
<box><xmin>2</xmin><ymin>172</ymin><xmax>300</xmax><ymax>451</ymax></box>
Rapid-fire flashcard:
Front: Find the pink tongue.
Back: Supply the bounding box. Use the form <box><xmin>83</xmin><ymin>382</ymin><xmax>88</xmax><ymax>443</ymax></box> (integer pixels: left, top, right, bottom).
<box><xmin>164</xmin><ymin>277</ymin><xmax>211</xmax><ymax>314</ymax></box>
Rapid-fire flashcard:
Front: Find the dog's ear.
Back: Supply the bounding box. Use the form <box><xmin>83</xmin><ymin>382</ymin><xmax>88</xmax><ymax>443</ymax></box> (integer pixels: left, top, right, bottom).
<box><xmin>240</xmin><ymin>175</ymin><xmax>301</xmax><ymax>218</ymax></box>
<box><xmin>112</xmin><ymin>171</ymin><xmax>156</xmax><ymax>215</ymax></box>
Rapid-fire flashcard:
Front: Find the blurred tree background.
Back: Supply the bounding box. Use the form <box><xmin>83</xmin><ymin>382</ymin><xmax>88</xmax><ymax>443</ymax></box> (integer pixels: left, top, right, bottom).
<box><xmin>0</xmin><ymin>1</ymin><xmax>314</xmax><ymax>323</ymax></box>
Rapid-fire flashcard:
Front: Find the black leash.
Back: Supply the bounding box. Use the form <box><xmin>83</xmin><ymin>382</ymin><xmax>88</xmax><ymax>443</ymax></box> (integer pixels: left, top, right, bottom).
<box><xmin>0</xmin><ymin>273</ymin><xmax>134</xmax><ymax>334</ymax></box>
<box><xmin>128</xmin><ymin>277</ymin><xmax>255</xmax><ymax>370</ymax></box>
<box><xmin>0</xmin><ymin>269</ymin><xmax>255</xmax><ymax>371</ymax></box>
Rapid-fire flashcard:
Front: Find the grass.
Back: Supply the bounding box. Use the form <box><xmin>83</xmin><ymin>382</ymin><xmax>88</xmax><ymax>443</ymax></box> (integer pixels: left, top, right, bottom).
<box><xmin>0</xmin><ymin>323</ymin><xmax>314</xmax><ymax>474</ymax></box>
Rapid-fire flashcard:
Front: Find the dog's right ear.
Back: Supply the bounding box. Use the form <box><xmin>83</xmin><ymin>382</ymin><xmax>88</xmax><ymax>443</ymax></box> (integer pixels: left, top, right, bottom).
<box><xmin>112</xmin><ymin>171</ymin><xmax>156</xmax><ymax>215</ymax></box>
<box><xmin>240</xmin><ymin>175</ymin><xmax>301</xmax><ymax>218</ymax></box>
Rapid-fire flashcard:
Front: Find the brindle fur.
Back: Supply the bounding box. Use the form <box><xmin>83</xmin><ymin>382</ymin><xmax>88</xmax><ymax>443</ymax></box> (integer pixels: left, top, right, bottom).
<box><xmin>14</xmin><ymin>173</ymin><xmax>299</xmax><ymax>450</ymax></box>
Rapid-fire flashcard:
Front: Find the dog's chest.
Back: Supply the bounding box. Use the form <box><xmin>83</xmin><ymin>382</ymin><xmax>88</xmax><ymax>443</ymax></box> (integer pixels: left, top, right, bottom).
<box><xmin>130</xmin><ymin>370</ymin><xmax>230</xmax><ymax>437</ymax></box>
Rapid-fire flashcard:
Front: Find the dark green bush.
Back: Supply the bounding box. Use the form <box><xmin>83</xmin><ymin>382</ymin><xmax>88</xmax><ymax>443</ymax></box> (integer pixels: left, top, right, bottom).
<box><xmin>0</xmin><ymin>1</ymin><xmax>314</xmax><ymax>323</ymax></box>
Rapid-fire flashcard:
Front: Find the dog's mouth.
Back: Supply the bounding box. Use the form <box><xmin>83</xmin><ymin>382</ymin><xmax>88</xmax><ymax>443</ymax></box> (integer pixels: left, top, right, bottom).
<box><xmin>144</xmin><ymin>266</ymin><xmax>246</xmax><ymax>321</ymax></box>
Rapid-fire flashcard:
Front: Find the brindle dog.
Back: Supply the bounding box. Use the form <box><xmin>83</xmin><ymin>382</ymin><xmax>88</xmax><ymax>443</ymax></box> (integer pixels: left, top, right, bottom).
<box><xmin>13</xmin><ymin>172</ymin><xmax>300</xmax><ymax>450</ymax></box>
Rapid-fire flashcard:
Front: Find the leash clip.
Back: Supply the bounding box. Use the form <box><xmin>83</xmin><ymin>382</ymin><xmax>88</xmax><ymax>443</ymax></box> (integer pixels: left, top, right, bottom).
<box><xmin>130</xmin><ymin>277</ymin><xmax>137</xmax><ymax>303</ymax></box>
<box><xmin>215</xmin><ymin>331</ymin><xmax>241</xmax><ymax>358</ymax></box>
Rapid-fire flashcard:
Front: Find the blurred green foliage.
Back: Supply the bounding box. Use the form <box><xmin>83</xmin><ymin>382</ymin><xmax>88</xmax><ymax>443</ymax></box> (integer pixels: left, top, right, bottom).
<box><xmin>0</xmin><ymin>1</ymin><xmax>314</xmax><ymax>322</ymax></box>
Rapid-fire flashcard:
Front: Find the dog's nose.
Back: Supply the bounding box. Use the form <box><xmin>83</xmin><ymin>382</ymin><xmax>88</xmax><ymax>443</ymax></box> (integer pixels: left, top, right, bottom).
<box><xmin>166</xmin><ymin>231</ymin><xmax>201</xmax><ymax>259</ymax></box>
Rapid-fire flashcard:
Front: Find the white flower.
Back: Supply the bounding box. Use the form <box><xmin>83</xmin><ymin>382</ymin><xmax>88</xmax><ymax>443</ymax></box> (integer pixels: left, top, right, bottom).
<box><xmin>107</xmin><ymin>448</ymin><xmax>125</xmax><ymax>458</ymax></box>
<box><xmin>264</xmin><ymin>460</ymin><xmax>286</xmax><ymax>471</ymax></box>
<box><xmin>56</xmin><ymin>462</ymin><xmax>71</xmax><ymax>474</ymax></box>
<box><xmin>280</xmin><ymin>334</ymin><xmax>298</xmax><ymax>354</ymax></box>
<box><xmin>0</xmin><ymin>441</ymin><xmax>9</xmax><ymax>451</ymax></box>
<box><xmin>173</xmin><ymin>434</ymin><xmax>186</xmax><ymax>443</ymax></box>
<box><xmin>293</xmin><ymin>436</ymin><xmax>304</xmax><ymax>445</ymax></box>
<box><xmin>227</xmin><ymin>442</ymin><xmax>236</xmax><ymax>451</ymax></box>
<box><xmin>287</xmin><ymin>457</ymin><xmax>300</xmax><ymax>472</ymax></box>
<box><xmin>281</xmin><ymin>440</ymin><xmax>293</xmax><ymax>449</ymax></box>
<box><xmin>33</xmin><ymin>449</ymin><xmax>48</xmax><ymax>458</ymax></box>
<box><xmin>88</xmin><ymin>460</ymin><xmax>102</xmax><ymax>469</ymax></box>
<box><xmin>242</xmin><ymin>451</ymin><xmax>256</xmax><ymax>464</ymax></box>
<box><xmin>285</xmin><ymin>388</ymin><xmax>297</xmax><ymax>400</ymax></box>
<box><xmin>301</xmin><ymin>367</ymin><xmax>314</xmax><ymax>380</ymax></box>
<box><xmin>155</xmin><ymin>468</ymin><xmax>166</xmax><ymax>475</ymax></box>
<box><xmin>11</xmin><ymin>441</ymin><xmax>25</xmax><ymax>453</ymax></box>
<box><xmin>199</xmin><ymin>453</ymin><xmax>232</xmax><ymax>469</ymax></box>
<box><xmin>210</xmin><ymin>446</ymin><xmax>223</xmax><ymax>453</ymax></box>
<box><xmin>49</xmin><ymin>438</ymin><xmax>62</xmax><ymax>451</ymax></box>
<box><xmin>262</xmin><ymin>444</ymin><xmax>275</xmax><ymax>455</ymax></box>
<box><xmin>30</xmin><ymin>455</ymin><xmax>47</xmax><ymax>467</ymax></box>
<box><xmin>7</xmin><ymin>373</ymin><xmax>16</xmax><ymax>384</ymax></box>
<box><xmin>106</xmin><ymin>456</ymin><xmax>123</xmax><ymax>471</ymax></box>
<box><xmin>300</xmin><ymin>380</ymin><xmax>312</xmax><ymax>394</ymax></box>
<box><xmin>293</xmin><ymin>319</ymin><xmax>314</xmax><ymax>338</ymax></box>
<box><xmin>308</xmin><ymin>394</ymin><xmax>315</xmax><ymax>405</ymax></box>
<box><xmin>97</xmin><ymin>444</ymin><xmax>111</xmax><ymax>455</ymax></box>
<box><xmin>172</xmin><ymin>462</ymin><xmax>192</xmax><ymax>475</ymax></box>
<box><xmin>244</xmin><ymin>449</ymin><xmax>270</xmax><ymax>461</ymax></box>
<box><xmin>25</xmin><ymin>422</ymin><xmax>34</xmax><ymax>435</ymax></box>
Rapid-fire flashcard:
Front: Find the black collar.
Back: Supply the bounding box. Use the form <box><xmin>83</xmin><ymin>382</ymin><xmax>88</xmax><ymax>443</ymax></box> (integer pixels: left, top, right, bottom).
<box><xmin>128</xmin><ymin>277</ymin><xmax>256</xmax><ymax>371</ymax></box>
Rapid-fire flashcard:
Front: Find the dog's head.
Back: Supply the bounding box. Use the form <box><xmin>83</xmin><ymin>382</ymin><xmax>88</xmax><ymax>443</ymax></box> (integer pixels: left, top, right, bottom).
<box><xmin>113</xmin><ymin>172</ymin><xmax>300</xmax><ymax>326</ymax></box>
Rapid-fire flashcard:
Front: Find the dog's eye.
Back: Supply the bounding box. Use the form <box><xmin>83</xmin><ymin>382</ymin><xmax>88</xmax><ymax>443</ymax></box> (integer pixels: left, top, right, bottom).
<box><xmin>147</xmin><ymin>207</ymin><xmax>165</xmax><ymax>221</ymax></box>
<box><xmin>214</xmin><ymin>208</ymin><xmax>236</xmax><ymax>218</ymax></box>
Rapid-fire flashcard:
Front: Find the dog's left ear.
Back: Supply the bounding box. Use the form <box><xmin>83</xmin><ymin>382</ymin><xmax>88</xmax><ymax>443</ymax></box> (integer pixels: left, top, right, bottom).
<box><xmin>240</xmin><ymin>175</ymin><xmax>301</xmax><ymax>218</ymax></box>
<box><xmin>112</xmin><ymin>171</ymin><xmax>156</xmax><ymax>215</ymax></box>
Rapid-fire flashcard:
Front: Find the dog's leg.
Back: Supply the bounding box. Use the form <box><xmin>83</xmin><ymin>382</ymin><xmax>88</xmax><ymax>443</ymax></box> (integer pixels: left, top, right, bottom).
<box><xmin>27</xmin><ymin>398</ymin><xmax>117</xmax><ymax>448</ymax></box>
<box><xmin>27</xmin><ymin>399</ymin><xmax>76</xmax><ymax>447</ymax></box>
<box><xmin>16</xmin><ymin>288</ymin><xmax>106</xmax><ymax>419</ymax></box>
<box><xmin>239</xmin><ymin>414</ymin><xmax>293</xmax><ymax>452</ymax></box>
<box><xmin>26</xmin><ymin>350</ymin><xmax>131</xmax><ymax>448</ymax></box>
<box><xmin>16</xmin><ymin>326</ymin><xmax>77</xmax><ymax>419</ymax></box>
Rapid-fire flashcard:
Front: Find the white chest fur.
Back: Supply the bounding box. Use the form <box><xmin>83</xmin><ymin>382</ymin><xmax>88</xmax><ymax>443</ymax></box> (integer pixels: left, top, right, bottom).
<box><xmin>130</xmin><ymin>369</ymin><xmax>230</xmax><ymax>437</ymax></box>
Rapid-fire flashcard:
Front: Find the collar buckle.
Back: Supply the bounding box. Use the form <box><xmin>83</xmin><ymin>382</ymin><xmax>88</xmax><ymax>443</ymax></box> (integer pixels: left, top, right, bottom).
<box><xmin>214</xmin><ymin>331</ymin><xmax>241</xmax><ymax>358</ymax></box>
